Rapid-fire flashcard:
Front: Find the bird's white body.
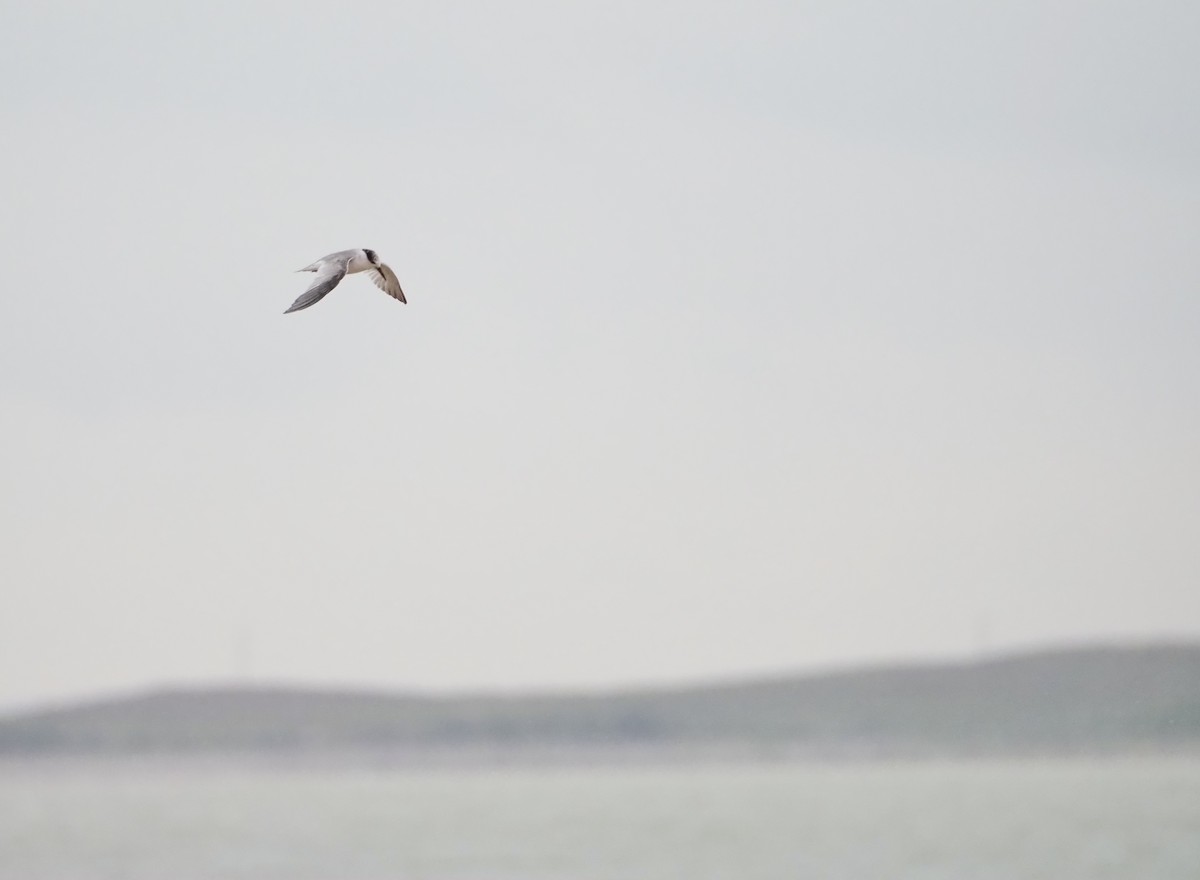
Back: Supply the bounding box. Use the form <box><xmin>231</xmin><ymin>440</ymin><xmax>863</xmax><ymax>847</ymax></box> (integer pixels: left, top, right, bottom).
<box><xmin>285</xmin><ymin>248</ymin><xmax>406</xmax><ymax>314</ymax></box>
<box><xmin>301</xmin><ymin>250</ymin><xmax>373</xmax><ymax>275</ymax></box>
<box><xmin>344</xmin><ymin>251</ymin><xmax>375</xmax><ymax>274</ymax></box>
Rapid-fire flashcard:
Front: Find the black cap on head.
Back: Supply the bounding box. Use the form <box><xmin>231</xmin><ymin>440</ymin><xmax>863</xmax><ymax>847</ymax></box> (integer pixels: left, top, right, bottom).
<box><xmin>364</xmin><ymin>248</ymin><xmax>378</xmax><ymax>264</ymax></box>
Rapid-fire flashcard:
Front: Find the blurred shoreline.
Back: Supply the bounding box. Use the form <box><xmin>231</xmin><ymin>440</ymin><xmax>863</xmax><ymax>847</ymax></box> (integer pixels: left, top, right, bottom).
<box><xmin>4</xmin><ymin>643</ymin><xmax>1199</xmax><ymax>767</ymax></box>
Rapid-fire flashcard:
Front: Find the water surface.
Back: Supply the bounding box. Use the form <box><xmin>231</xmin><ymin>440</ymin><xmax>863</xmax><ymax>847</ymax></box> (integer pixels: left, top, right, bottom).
<box><xmin>2</xmin><ymin>756</ymin><xmax>1197</xmax><ymax>879</ymax></box>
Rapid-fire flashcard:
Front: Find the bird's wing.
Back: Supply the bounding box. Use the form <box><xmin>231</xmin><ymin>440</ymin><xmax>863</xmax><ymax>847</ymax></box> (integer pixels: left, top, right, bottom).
<box><xmin>284</xmin><ymin>261</ymin><xmax>347</xmax><ymax>313</ymax></box>
<box><xmin>368</xmin><ymin>263</ymin><xmax>407</xmax><ymax>304</ymax></box>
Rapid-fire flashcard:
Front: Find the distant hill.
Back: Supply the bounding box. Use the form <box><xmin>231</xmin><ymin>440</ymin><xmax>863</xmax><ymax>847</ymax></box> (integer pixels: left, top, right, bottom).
<box><xmin>2</xmin><ymin>644</ymin><xmax>1198</xmax><ymax>758</ymax></box>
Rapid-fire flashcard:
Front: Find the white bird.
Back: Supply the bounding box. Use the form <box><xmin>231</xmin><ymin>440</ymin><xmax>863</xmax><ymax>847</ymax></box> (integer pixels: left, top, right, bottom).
<box><xmin>284</xmin><ymin>248</ymin><xmax>406</xmax><ymax>314</ymax></box>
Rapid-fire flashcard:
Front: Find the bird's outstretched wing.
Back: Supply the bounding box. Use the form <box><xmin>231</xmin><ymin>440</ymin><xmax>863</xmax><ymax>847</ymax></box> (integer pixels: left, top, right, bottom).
<box><xmin>368</xmin><ymin>263</ymin><xmax>407</xmax><ymax>304</ymax></box>
<box><xmin>285</xmin><ymin>262</ymin><xmax>347</xmax><ymax>313</ymax></box>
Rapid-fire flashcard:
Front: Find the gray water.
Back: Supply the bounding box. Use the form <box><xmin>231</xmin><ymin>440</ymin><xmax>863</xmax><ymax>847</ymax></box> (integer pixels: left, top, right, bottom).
<box><xmin>1</xmin><ymin>756</ymin><xmax>1197</xmax><ymax>880</ymax></box>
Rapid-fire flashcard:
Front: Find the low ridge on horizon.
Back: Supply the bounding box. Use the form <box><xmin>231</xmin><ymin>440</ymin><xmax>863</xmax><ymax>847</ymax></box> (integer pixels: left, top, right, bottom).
<box><xmin>16</xmin><ymin>638</ymin><xmax>1200</xmax><ymax>707</ymax></box>
<box><xmin>3</xmin><ymin>642</ymin><xmax>1198</xmax><ymax>759</ymax></box>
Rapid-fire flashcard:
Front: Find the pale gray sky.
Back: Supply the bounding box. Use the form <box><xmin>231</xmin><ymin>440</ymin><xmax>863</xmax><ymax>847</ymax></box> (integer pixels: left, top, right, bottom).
<box><xmin>1</xmin><ymin>1</ymin><xmax>1198</xmax><ymax>709</ymax></box>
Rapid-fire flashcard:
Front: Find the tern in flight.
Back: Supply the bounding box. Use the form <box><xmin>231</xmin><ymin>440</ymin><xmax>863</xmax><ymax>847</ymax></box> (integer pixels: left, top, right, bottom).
<box><xmin>284</xmin><ymin>249</ymin><xmax>406</xmax><ymax>314</ymax></box>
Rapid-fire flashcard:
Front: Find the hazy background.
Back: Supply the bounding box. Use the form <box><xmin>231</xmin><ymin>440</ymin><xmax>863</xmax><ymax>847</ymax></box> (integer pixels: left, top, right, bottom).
<box><xmin>1</xmin><ymin>0</ymin><xmax>1197</xmax><ymax>711</ymax></box>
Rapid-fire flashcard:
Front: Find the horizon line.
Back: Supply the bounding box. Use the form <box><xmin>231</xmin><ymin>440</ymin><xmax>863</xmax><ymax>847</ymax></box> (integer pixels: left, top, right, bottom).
<box><xmin>6</xmin><ymin>635</ymin><xmax>1197</xmax><ymax>720</ymax></box>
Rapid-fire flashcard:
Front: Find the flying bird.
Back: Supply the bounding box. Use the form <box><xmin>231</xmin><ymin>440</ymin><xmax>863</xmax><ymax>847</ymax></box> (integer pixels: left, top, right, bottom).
<box><xmin>284</xmin><ymin>249</ymin><xmax>406</xmax><ymax>314</ymax></box>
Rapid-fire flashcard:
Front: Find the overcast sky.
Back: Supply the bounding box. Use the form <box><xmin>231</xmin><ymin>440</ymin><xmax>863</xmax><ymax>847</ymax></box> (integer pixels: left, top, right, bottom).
<box><xmin>1</xmin><ymin>1</ymin><xmax>1197</xmax><ymax>710</ymax></box>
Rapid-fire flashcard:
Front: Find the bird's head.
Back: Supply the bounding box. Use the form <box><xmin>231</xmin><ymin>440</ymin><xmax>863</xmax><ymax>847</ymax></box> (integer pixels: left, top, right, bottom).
<box><xmin>363</xmin><ymin>248</ymin><xmax>380</xmax><ymax>266</ymax></box>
